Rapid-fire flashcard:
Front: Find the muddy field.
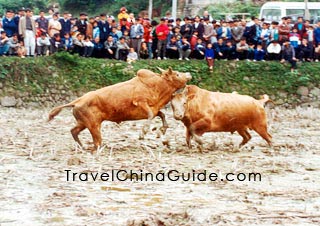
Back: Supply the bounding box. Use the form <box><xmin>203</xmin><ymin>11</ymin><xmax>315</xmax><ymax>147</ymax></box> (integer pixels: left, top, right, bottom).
<box><xmin>0</xmin><ymin>105</ymin><xmax>320</xmax><ymax>226</ymax></box>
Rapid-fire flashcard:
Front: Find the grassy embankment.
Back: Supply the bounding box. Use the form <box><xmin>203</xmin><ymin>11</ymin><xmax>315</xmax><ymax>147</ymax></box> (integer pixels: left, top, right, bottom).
<box><xmin>1</xmin><ymin>52</ymin><xmax>320</xmax><ymax>103</ymax></box>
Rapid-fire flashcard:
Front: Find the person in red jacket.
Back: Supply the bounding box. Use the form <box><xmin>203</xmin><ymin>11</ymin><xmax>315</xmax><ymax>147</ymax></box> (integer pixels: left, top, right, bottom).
<box><xmin>143</xmin><ymin>19</ymin><xmax>152</xmax><ymax>59</ymax></box>
<box><xmin>156</xmin><ymin>18</ymin><xmax>169</xmax><ymax>59</ymax></box>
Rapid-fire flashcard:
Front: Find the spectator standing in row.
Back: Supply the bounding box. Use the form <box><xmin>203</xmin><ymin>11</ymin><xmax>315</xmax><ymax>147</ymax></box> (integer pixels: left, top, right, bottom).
<box><xmin>118</xmin><ymin>7</ymin><xmax>129</xmax><ymax>22</ymax></box>
<box><xmin>156</xmin><ymin>18</ymin><xmax>169</xmax><ymax>60</ymax></box>
<box><xmin>76</xmin><ymin>12</ymin><xmax>88</xmax><ymax>35</ymax></box>
<box><xmin>2</xmin><ymin>10</ymin><xmax>18</xmax><ymax>38</ymax></box>
<box><xmin>99</xmin><ymin>13</ymin><xmax>111</xmax><ymax>43</ymax></box>
<box><xmin>59</xmin><ymin>12</ymin><xmax>71</xmax><ymax>37</ymax></box>
<box><xmin>231</xmin><ymin>20</ymin><xmax>244</xmax><ymax>43</ymax></box>
<box><xmin>36</xmin><ymin>10</ymin><xmax>48</xmax><ymax>34</ymax></box>
<box><xmin>180</xmin><ymin>17</ymin><xmax>193</xmax><ymax>41</ymax></box>
<box><xmin>130</xmin><ymin>18</ymin><xmax>144</xmax><ymax>56</ymax></box>
<box><xmin>48</xmin><ymin>13</ymin><xmax>61</xmax><ymax>37</ymax></box>
<box><xmin>18</xmin><ymin>8</ymin><xmax>36</xmax><ymax>57</ymax></box>
<box><xmin>203</xmin><ymin>17</ymin><xmax>215</xmax><ymax>45</ymax></box>
<box><xmin>193</xmin><ymin>15</ymin><xmax>204</xmax><ymax>39</ymax></box>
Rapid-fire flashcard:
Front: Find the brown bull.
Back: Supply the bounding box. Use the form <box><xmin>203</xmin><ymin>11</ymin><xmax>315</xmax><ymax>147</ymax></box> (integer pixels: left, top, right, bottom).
<box><xmin>171</xmin><ymin>85</ymin><xmax>272</xmax><ymax>150</ymax></box>
<box><xmin>48</xmin><ymin>67</ymin><xmax>191</xmax><ymax>149</ymax></box>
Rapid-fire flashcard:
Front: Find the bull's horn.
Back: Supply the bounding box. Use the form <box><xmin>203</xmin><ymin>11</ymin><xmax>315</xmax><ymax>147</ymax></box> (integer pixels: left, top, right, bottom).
<box><xmin>157</xmin><ymin>67</ymin><xmax>165</xmax><ymax>73</ymax></box>
<box><xmin>168</xmin><ymin>66</ymin><xmax>173</xmax><ymax>73</ymax></box>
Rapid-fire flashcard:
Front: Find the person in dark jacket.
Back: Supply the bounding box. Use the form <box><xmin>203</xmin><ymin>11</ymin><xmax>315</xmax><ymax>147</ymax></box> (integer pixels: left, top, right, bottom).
<box><xmin>281</xmin><ymin>40</ymin><xmax>297</xmax><ymax>71</ymax></box>
<box><xmin>59</xmin><ymin>12</ymin><xmax>71</xmax><ymax>37</ymax></box>
<box><xmin>98</xmin><ymin>13</ymin><xmax>111</xmax><ymax>43</ymax></box>
<box><xmin>2</xmin><ymin>10</ymin><xmax>18</xmax><ymax>37</ymax></box>
<box><xmin>75</xmin><ymin>12</ymin><xmax>88</xmax><ymax>35</ymax></box>
<box><xmin>35</xmin><ymin>10</ymin><xmax>48</xmax><ymax>34</ymax></box>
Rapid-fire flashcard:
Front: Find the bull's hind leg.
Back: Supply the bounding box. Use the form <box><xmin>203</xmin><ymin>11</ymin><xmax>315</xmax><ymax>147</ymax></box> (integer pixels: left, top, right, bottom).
<box><xmin>254</xmin><ymin>125</ymin><xmax>272</xmax><ymax>147</ymax></box>
<box><xmin>237</xmin><ymin>129</ymin><xmax>252</xmax><ymax>147</ymax></box>
<box><xmin>157</xmin><ymin>111</ymin><xmax>168</xmax><ymax>134</ymax></box>
<box><xmin>71</xmin><ymin>123</ymin><xmax>86</xmax><ymax>147</ymax></box>
<box><xmin>87</xmin><ymin>124</ymin><xmax>102</xmax><ymax>150</ymax></box>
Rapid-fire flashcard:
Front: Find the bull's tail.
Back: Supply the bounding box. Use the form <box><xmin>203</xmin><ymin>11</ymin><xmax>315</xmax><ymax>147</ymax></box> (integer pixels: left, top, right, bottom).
<box><xmin>259</xmin><ymin>94</ymin><xmax>274</xmax><ymax>107</ymax></box>
<box><xmin>48</xmin><ymin>99</ymin><xmax>80</xmax><ymax>122</ymax></box>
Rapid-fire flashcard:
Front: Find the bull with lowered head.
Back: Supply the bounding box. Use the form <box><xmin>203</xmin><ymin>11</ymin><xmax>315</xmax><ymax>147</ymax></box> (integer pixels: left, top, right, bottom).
<box><xmin>171</xmin><ymin>85</ymin><xmax>272</xmax><ymax>150</ymax></box>
<box><xmin>48</xmin><ymin>67</ymin><xmax>191</xmax><ymax>150</ymax></box>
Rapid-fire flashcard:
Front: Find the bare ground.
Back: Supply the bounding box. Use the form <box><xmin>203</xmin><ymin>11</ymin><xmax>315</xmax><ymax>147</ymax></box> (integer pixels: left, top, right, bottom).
<box><xmin>0</xmin><ymin>106</ymin><xmax>320</xmax><ymax>226</ymax></box>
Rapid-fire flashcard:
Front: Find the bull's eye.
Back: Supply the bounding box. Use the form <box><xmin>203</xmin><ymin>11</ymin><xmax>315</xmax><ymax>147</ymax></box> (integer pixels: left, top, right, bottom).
<box><xmin>183</xmin><ymin>102</ymin><xmax>186</xmax><ymax>106</ymax></box>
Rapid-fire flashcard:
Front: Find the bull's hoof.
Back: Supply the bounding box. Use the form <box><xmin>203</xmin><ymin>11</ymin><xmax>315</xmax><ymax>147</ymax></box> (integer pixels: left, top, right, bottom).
<box><xmin>139</xmin><ymin>133</ymin><xmax>145</xmax><ymax>140</ymax></box>
<box><xmin>160</xmin><ymin>126</ymin><xmax>168</xmax><ymax>135</ymax></box>
<box><xmin>197</xmin><ymin>145</ymin><xmax>204</xmax><ymax>153</ymax></box>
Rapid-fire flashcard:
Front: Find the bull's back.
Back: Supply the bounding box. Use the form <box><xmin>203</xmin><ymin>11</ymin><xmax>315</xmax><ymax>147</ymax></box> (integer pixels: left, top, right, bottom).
<box><xmin>73</xmin><ymin>77</ymin><xmax>158</xmax><ymax>122</ymax></box>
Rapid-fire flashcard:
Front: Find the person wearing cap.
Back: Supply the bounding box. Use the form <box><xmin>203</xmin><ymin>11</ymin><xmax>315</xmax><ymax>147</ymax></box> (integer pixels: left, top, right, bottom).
<box><xmin>118</xmin><ymin>7</ymin><xmax>129</xmax><ymax>22</ymax></box>
<box><xmin>2</xmin><ymin>10</ymin><xmax>18</xmax><ymax>38</ymax></box>
<box><xmin>76</xmin><ymin>12</ymin><xmax>88</xmax><ymax>35</ymax></box>
<box><xmin>48</xmin><ymin>13</ymin><xmax>61</xmax><ymax>37</ymax></box>
<box><xmin>98</xmin><ymin>13</ymin><xmax>111</xmax><ymax>43</ymax></box>
<box><xmin>18</xmin><ymin>8</ymin><xmax>36</xmax><ymax>57</ymax></box>
<box><xmin>59</xmin><ymin>12</ymin><xmax>72</xmax><ymax>37</ymax></box>
<box><xmin>156</xmin><ymin>17</ymin><xmax>169</xmax><ymax>59</ymax></box>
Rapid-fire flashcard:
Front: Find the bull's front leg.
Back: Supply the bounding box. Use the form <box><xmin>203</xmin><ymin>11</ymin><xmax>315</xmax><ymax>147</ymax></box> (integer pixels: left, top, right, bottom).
<box><xmin>157</xmin><ymin>111</ymin><xmax>168</xmax><ymax>134</ymax></box>
<box><xmin>189</xmin><ymin>118</ymin><xmax>211</xmax><ymax>152</ymax></box>
<box><xmin>139</xmin><ymin>102</ymin><xmax>154</xmax><ymax>140</ymax></box>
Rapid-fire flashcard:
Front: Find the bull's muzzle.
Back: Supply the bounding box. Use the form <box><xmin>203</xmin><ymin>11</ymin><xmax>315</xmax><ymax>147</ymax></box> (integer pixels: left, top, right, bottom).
<box><xmin>185</xmin><ymin>73</ymin><xmax>192</xmax><ymax>81</ymax></box>
<box><xmin>174</xmin><ymin>113</ymin><xmax>184</xmax><ymax>120</ymax></box>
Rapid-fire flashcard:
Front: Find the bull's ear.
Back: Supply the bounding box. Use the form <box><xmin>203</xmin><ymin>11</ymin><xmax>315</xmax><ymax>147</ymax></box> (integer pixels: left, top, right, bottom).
<box><xmin>157</xmin><ymin>67</ymin><xmax>165</xmax><ymax>73</ymax></box>
<box><xmin>168</xmin><ymin>67</ymin><xmax>173</xmax><ymax>74</ymax></box>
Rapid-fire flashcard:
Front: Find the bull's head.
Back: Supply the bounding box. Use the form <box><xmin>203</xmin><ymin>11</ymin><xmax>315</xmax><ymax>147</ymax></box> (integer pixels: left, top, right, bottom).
<box><xmin>157</xmin><ymin>67</ymin><xmax>192</xmax><ymax>89</ymax></box>
<box><xmin>171</xmin><ymin>87</ymin><xmax>189</xmax><ymax>120</ymax></box>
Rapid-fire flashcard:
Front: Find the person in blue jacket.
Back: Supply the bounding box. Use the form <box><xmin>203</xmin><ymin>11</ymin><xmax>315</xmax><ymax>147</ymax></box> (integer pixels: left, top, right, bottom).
<box><xmin>2</xmin><ymin>10</ymin><xmax>18</xmax><ymax>37</ymax></box>
<box><xmin>205</xmin><ymin>42</ymin><xmax>215</xmax><ymax>71</ymax></box>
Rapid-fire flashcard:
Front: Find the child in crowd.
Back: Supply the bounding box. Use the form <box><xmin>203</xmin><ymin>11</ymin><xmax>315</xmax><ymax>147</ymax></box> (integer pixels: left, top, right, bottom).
<box><xmin>254</xmin><ymin>44</ymin><xmax>265</xmax><ymax>61</ymax></box>
<box><xmin>127</xmin><ymin>47</ymin><xmax>138</xmax><ymax>64</ymax></box>
<box><xmin>193</xmin><ymin>38</ymin><xmax>206</xmax><ymax>59</ymax></box>
<box><xmin>205</xmin><ymin>43</ymin><xmax>215</xmax><ymax>71</ymax></box>
<box><xmin>83</xmin><ymin>35</ymin><xmax>94</xmax><ymax>57</ymax></box>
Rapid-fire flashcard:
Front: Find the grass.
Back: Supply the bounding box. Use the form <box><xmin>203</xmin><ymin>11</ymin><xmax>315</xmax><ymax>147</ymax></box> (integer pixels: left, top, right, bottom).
<box><xmin>0</xmin><ymin>52</ymin><xmax>319</xmax><ymax>103</ymax></box>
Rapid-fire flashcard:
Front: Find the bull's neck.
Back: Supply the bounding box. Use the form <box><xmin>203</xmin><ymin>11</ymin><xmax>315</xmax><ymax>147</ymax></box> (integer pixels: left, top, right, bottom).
<box><xmin>157</xmin><ymin>82</ymin><xmax>178</xmax><ymax>108</ymax></box>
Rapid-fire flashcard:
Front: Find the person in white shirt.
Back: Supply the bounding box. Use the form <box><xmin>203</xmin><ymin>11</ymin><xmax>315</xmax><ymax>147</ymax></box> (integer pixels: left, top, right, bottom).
<box><xmin>37</xmin><ymin>32</ymin><xmax>51</xmax><ymax>55</ymax></box>
<box><xmin>267</xmin><ymin>40</ymin><xmax>281</xmax><ymax>61</ymax></box>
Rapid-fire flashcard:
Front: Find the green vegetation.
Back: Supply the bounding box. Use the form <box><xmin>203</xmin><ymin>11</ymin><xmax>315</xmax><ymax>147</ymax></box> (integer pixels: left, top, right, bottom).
<box><xmin>0</xmin><ymin>52</ymin><xmax>319</xmax><ymax>101</ymax></box>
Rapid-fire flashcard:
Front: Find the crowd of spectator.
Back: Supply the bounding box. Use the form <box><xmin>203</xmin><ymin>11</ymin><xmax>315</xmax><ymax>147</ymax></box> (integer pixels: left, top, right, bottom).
<box><xmin>1</xmin><ymin>7</ymin><xmax>320</xmax><ymax>71</ymax></box>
